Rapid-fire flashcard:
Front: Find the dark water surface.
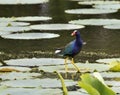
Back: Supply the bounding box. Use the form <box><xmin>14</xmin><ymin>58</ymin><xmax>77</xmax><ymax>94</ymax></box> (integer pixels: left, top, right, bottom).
<box><xmin>0</xmin><ymin>0</ymin><xmax>119</xmax><ymax>62</ymax></box>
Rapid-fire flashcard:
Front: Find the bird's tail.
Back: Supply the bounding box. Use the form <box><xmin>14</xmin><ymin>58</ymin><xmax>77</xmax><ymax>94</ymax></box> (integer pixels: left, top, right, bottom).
<box><xmin>55</xmin><ymin>49</ymin><xmax>61</xmax><ymax>54</ymax></box>
<box><xmin>55</xmin><ymin>49</ymin><xmax>64</xmax><ymax>57</ymax></box>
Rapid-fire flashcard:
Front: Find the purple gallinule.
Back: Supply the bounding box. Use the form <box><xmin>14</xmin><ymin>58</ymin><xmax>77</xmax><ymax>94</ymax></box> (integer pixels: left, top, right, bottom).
<box><xmin>55</xmin><ymin>30</ymin><xmax>83</xmax><ymax>72</ymax></box>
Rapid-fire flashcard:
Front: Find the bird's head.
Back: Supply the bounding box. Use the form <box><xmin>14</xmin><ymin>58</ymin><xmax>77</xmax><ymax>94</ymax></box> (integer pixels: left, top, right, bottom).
<box><xmin>71</xmin><ymin>30</ymin><xmax>80</xmax><ymax>36</ymax></box>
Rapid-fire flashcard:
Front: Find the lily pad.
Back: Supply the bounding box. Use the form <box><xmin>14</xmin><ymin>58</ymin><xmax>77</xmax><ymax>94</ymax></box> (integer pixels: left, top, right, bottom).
<box><xmin>93</xmin><ymin>4</ymin><xmax>120</xmax><ymax>10</ymax></box>
<box><xmin>0</xmin><ymin>72</ymin><xmax>41</xmax><ymax>80</ymax></box>
<box><xmin>0</xmin><ymin>66</ymin><xmax>31</xmax><ymax>72</ymax></box>
<box><xmin>4</xmin><ymin>58</ymin><xmax>69</xmax><ymax>66</ymax></box>
<box><xmin>0</xmin><ymin>88</ymin><xmax>62</xmax><ymax>95</ymax></box>
<box><xmin>65</xmin><ymin>8</ymin><xmax>117</xmax><ymax>14</ymax></box>
<box><xmin>0</xmin><ymin>17</ymin><xmax>15</xmax><ymax>22</ymax></box>
<box><xmin>0</xmin><ymin>22</ymin><xmax>30</xmax><ymax>27</ymax></box>
<box><xmin>78</xmin><ymin>1</ymin><xmax>120</xmax><ymax>5</ymax></box>
<box><xmin>0</xmin><ymin>26</ymin><xmax>31</xmax><ymax>33</ymax></box>
<box><xmin>112</xmin><ymin>87</ymin><xmax>120</xmax><ymax>94</ymax></box>
<box><xmin>105</xmin><ymin>80</ymin><xmax>120</xmax><ymax>87</ymax></box>
<box><xmin>69</xmin><ymin>19</ymin><xmax>120</xmax><ymax>26</ymax></box>
<box><xmin>0</xmin><ymin>78</ymin><xmax>76</xmax><ymax>88</ymax></box>
<box><xmin>96</xmin><ymin>58</ymin><xmax>120</xmax><ymax>64</ymax></box>
<box><xmin>39</xmin><ymin>63</ymin><xmax>109</xmax><ymax>73</ymax></box>
<box><xmin>0</xmin><ymin>0</ymin><xmax>49</xmax><ymax>5</ymax></box>
<box><xmin>69</xmin><ymin>91</ymin><xmax>88</xmax><ymax>95</ymax></box>
<box><xmin>15</xmin><ymin>16</ymin><xmax>52</xmax><ymax>21</ymax></box>
<box><xmin>1</xmin><ymin>33</ymin><xmax>60</xmax><ymax>40</ymax></box>
<box><xmin>104</xmin><ymin>24</ymin><xmax>120</xmax><ymax>29</ymax></box>
<box><xmin>30</xmin><ymin>24</ymin><xmax>85</xmax><ymax>30</ymax></box>
<box><xmin>100</xmin><ymin>72</ymin><xmax>120</xmax><ymax>78</ymax></box>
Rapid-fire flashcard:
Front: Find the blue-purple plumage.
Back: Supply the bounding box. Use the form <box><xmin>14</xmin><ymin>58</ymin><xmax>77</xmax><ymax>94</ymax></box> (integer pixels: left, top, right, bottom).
<box><xmin>55</xmin><ymin>30</ymin><xmax>83</xmax><ymax>58</ymax></box>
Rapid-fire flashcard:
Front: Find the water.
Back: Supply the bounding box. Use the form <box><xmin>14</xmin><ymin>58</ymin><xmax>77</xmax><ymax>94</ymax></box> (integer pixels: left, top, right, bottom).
<box><xmin>0</xmin><ymin>0</ymin><xmax>119</xmax><ymax>62</ymax></box>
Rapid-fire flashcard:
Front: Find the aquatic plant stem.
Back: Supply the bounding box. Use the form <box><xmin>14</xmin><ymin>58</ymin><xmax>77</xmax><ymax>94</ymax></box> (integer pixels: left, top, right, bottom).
<box><xmin>54</xmin><ymin>71</ymin><xmax>68</xmax><ymax>95</ymax></box>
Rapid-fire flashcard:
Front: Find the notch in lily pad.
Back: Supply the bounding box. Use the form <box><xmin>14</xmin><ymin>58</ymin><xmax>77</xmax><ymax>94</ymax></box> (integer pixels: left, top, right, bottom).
<box><xmin>30</xmin><ymin>24</ymin><xmax>85</xmax><ymax>30</ymax></box>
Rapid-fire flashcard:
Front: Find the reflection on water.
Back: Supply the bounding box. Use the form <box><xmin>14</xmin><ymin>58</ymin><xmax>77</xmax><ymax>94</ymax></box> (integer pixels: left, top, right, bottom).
<box><xmin>0</xmin><ymin>0</ymin><xmax>119</xmax><ymax>62</ymax></box>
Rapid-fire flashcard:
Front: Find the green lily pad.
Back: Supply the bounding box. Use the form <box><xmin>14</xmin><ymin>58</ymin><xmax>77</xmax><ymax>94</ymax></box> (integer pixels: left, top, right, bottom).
<box><xmin>65</xmin><ymin>8</ymin><xmax>117</xmax><ymax>14</ymax></box>
<box><xmin>30</xmin><ymin>24</ymin><xmax>85</xmax><ymax>30</ymax></box>
<box><xmin>0</xmin><ymin>0</ymin><xmax>49</xmax><ymax>5</ymax></box>
<box><xmin>78</xmin><ymin>1</ymin><xmax>120</xmax><ymax>5</ymax></box>
<box><xmin>1</xmin><ymin>33</ymin><xmax>60</xmax><ymax>40</ymax></box>
<box><xmin>0</xmin><ymin>72</ymin><xmax>41</xmax><ymax>80</ymax></box>
<box><xmin>100</xmin><ymin>72</ymin><xmax>120</xmax><ymax>78</ymax></box>
<box><xmin>69</xmin><ymin>19</ymin><xmax>120</xmax><ymax>26</ymax></box>
<box><xmin>4</xmin><ymin>58</ymin><xmax>68</xmax><ymax>66</ymax></box>
<box><xmin>0</xmin><ymin>78</ymin><xmax>76</xmax><ymax>88</ymax></box>
<box><xmin>0</xmin><ymin>22</ymin><xmax>30</xmax><ymax>27</ymax></box>
<box><xmin>0</xmin><ymin>88</ymin><xmax>62</xmax><ymax>95</ymax></box>
<box><xmin>96</xmin><ymin>58</ymin><xmax>120</xmax><ymax>64</ymax></box>
<box><xmin>0</xmin><ymin>66</ymin><xmax>31</xmax><ymax>72</ymax></box>
<box><xmin>93</xmin><ymin>4</ymin><xmax>120</xmax><ymax>10</ymax></box>
<box><xmin>104</xmin><ymin>24</ymin><xmax>120</xmax><ymax>29</ymax></box>
<box><xmin>38</xmin><ymin>63</ymin><xmax>109</xmax><ymax>73</ymax></box>
<box><xmin>15</xmin><ymin>16</ymin><xmax>52</xmax><ymax>21</ymax></box>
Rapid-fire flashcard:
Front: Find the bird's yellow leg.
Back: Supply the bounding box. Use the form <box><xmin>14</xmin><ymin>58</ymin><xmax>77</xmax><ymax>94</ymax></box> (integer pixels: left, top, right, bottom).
<box><xmin>71</xmin><ymin>58</ymin><xmax>80</xmax><ymax>72</ymax></box>
<box><xmin>64</xmin><ymin>57</ymin><xmax>68</xmax><ymax>72</ymax></box>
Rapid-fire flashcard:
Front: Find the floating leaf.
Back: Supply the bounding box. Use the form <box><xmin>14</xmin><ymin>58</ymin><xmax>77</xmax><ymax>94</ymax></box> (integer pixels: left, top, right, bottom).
<box><xmin>15</xmin><ymin>16</ymin><xmax>52</xmax><ymax>21</ymax></box>
<box><xmin>104</xmin><ymin>24</ymin><xmax>120</xmax><ymax>29</ymax></box>
<box><xmin>0</xmin><ymin>0</ymin><xmax>49</xmax><ymax>5</ymax></box>
<box><xmin>0</xmin><ymin>66</ymin><xmax>31</xmax><ymax>72</ymax></box>
<box><xmin>0</xmin><ymin>72</ymin><xmax>41</xmax><ymax>80</ymax></box>
<box><xmin>0</xmin><ymin>88</ymin><xmax>62</xmax><ymax>95</ymax></box>
<box><xmin>0</xmin><ymin>22</ymin><xmax>30</xmax><ymax>27</ymax></box>
<box><xmin>96</xmin><ymin>58</ymin><xmax>120</xmax><ymax>64</ymax></box>
<box><xmin>4</xmin><ymin>58</ymin><xmax>67</xmax><ymax>66</ymax></box>
<box><xmin>93</xmin><ymin>4</ymin><xmax>120</xmax><ymax>10</ymax></box>
<box><xmin>65</xmin><ymin>8</ymin><xmax>117</xmax><ymax>14</ymax></box>
<box><xmin>78</xmin><ymin>73</ymin><xmax>116</xmax><ymax>95</ymax></box>
<box><xmin>0</xmin><ymin>78</ymin><xmax>76</xmax><ymax>88</ymax></box>
<box><xmin>105</xmin><ymin>80</ymin><xmax>120</xmax><ymax>87</ymax></box>
<box><xmin>100</xmin><ymin>72</ymin><xmax>120</xmax><ymax>78</ymax></box>
<box><xmin>0</xmin><ymin>17</ymin><xmax>15</xmax><ymax>22</ymax></box>
<box><xmin>69</xmin><ymin>19</ymin><xmax>120</xmax><ymax>26</ymax></box>
<box><xmin>0</xmin><ymin>26</ymin><xmax>31</xmax><ymax>33</ymax></box>
<box><xmin>1</xmin><ymin>33</ymin><xmax>60</xmax><ymax>40</ymax></box>
<box><xmin>30</xmin><ymin>24</ymin><xmax>85</xmax><ymax>30</ymax></box>
<box><xmin>112</xmin><ymin>87</ymin><xmax>120</xmax><ymax>94</ymax></box>
<box><xmin>68</xmin><ymin>91</ymin><xmax>88</xmax><ymax>95</ymax></box>
<box><xmin>39</xmin><ymin>63</ymin><xmax>109</xmax><ymax>73</ymax></box>
<box><xmin>78</xmin><ymin>1</ymin><xmax>120</xmax><ymax>5</ymax></box>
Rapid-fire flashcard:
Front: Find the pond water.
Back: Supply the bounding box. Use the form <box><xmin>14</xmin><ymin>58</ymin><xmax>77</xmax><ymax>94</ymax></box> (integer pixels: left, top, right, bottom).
<box><xmin>0</xmin><ymin>0</ymin><xmax>119</xmax><ymax>62</ymax></box>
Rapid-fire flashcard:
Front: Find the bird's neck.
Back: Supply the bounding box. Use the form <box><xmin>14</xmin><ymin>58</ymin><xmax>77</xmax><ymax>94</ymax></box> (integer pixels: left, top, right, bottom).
<box><xmin>75</xmin><ymin>35</ymin><xmax>83</xmax><ymax>45</ymax></box>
